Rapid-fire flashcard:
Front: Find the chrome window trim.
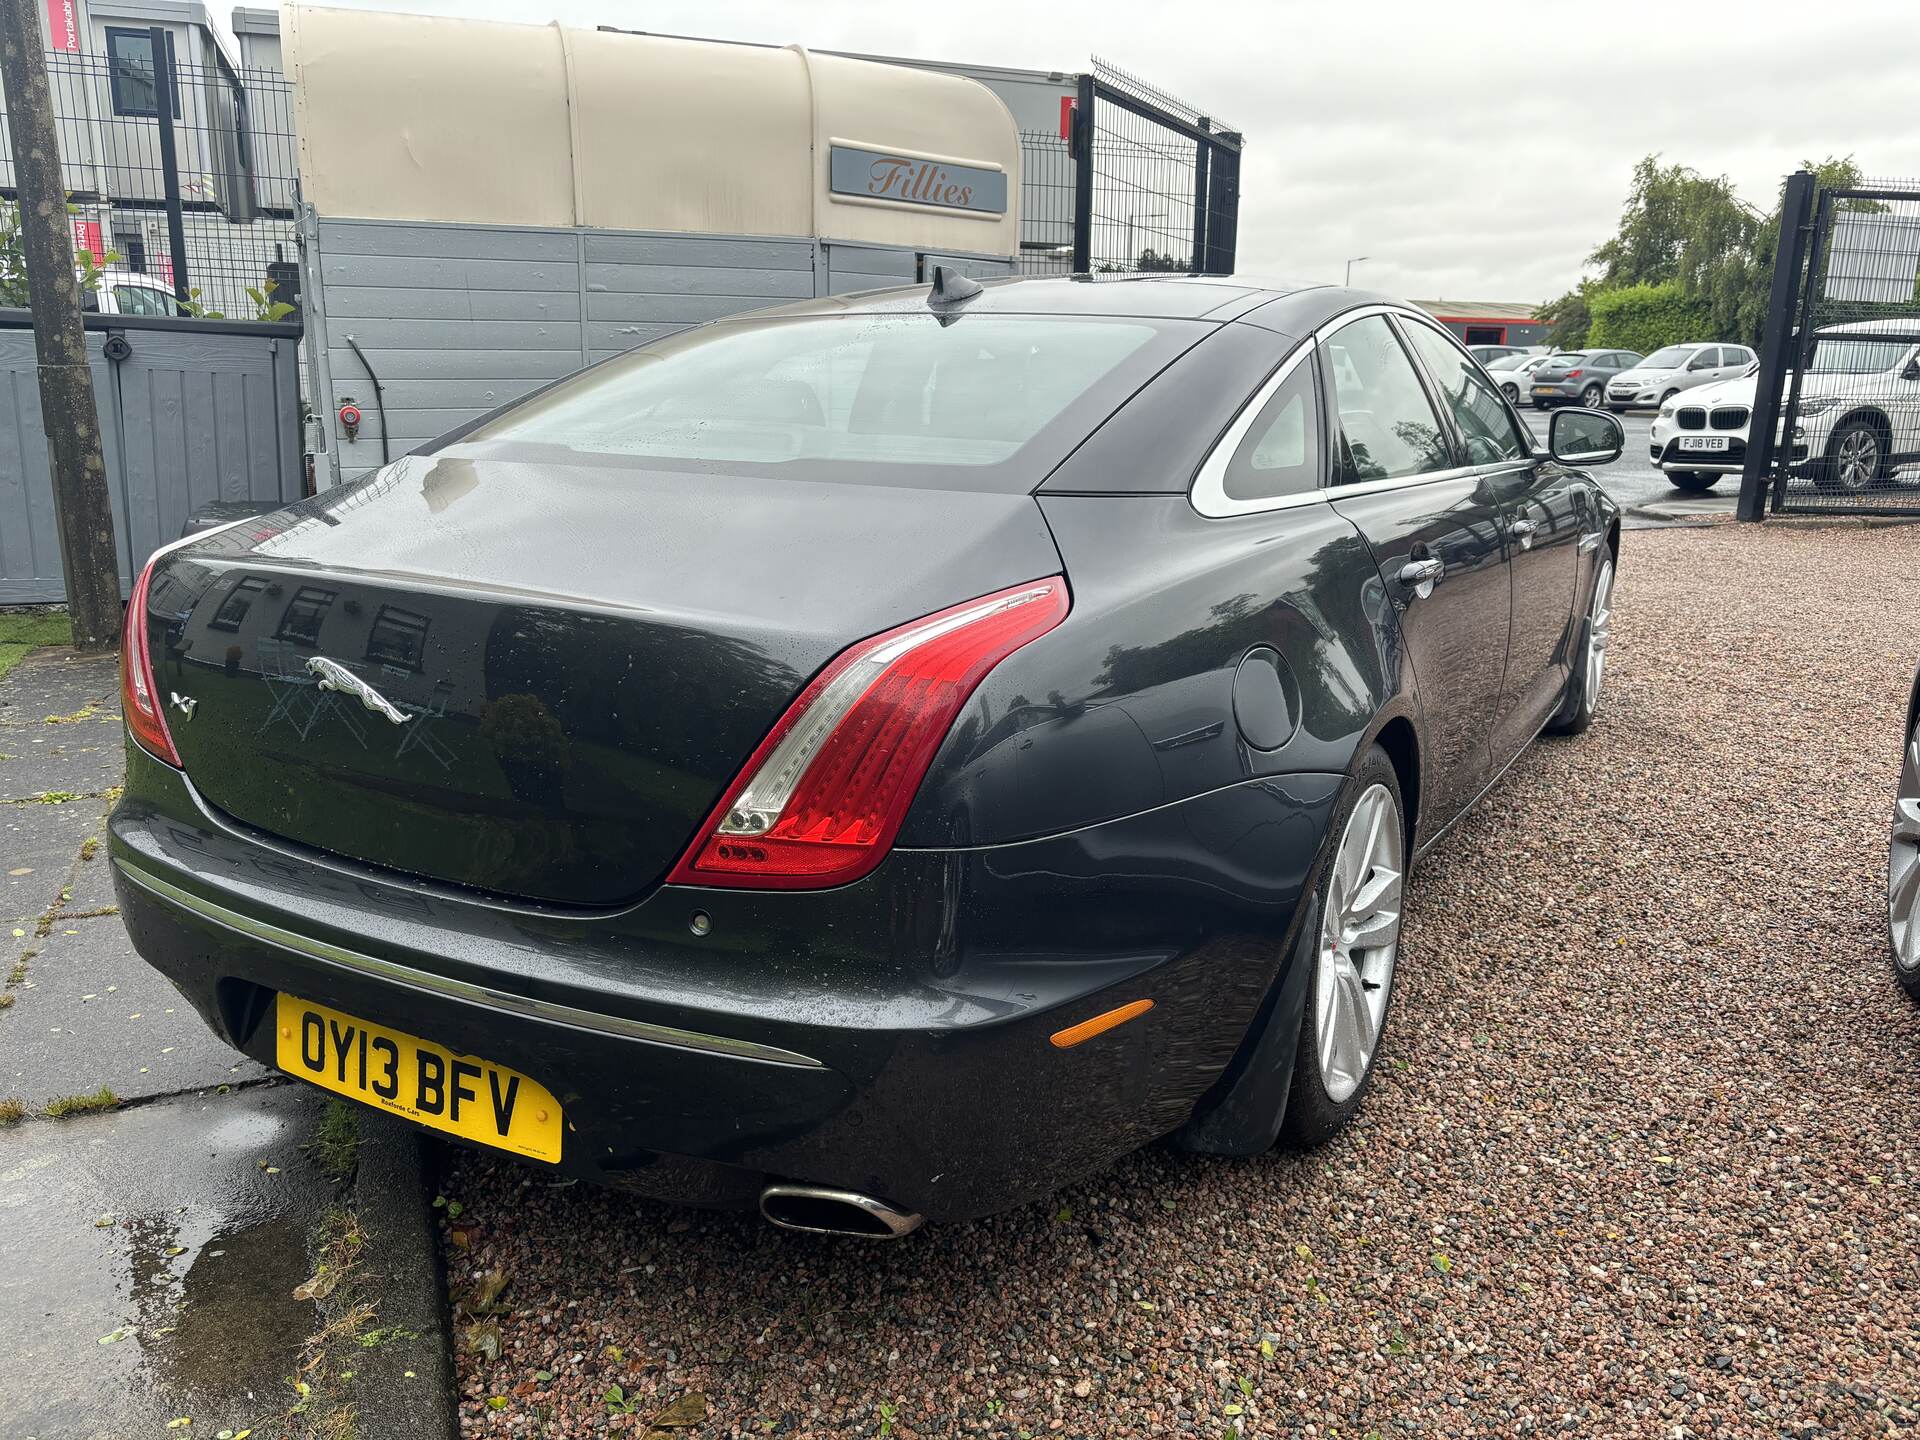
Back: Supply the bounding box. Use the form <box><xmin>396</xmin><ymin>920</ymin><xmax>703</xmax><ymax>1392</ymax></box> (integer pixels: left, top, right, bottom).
<box><xmin>1190</xmin><ymin>303</ymin><xmax>1495</xmax><ymax>520</ymax></box>
<box><xmin>1189</xmin><ymin>339</ymin><xmax>1325</xmax><ymax>518</ymax></box>
<box><xmin>113</xmin><ymin>856</ymin><xmax>827</xmax><ymax>1069</ymax></box>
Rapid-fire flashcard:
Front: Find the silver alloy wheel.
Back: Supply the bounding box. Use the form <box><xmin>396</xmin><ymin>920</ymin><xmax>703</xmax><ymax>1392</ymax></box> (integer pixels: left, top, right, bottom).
<box><xmin>1314</xmin><ymin>782</ymin><xmax>1404</xmax><ymax>1103</ymax></box>
<box><xmin>1835</xmin><ymin>426</ymin><xmax>1881</xmax><ymax>491</ymax></box>
<box><xmin>1891</xmin><ymin>724</ymin><xmax>1920</xmax><ymax>973</ymax></box>
<box><xmin>1583</xmin><ymin>558</ymin><xmax>1614</xmax><ymax>716</ymax></box>
<box><xmin>1583</xmin><ymin>384</ymin><xmax>1605</xmax><ymax>408</ymax></box>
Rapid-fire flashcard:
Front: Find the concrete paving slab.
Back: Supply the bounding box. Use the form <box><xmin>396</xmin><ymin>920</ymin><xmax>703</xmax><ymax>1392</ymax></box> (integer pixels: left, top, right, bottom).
<box><xmin>1</xmin><ymin>914</ymin><xmax>265</xmax><ymax>1108</ymax></box>
<box><xmin>0</xmin><ymin>647</ymin><xmax>122</xmax><ymax>727</ymax></box>
<box><xmin>0</xmin><ymin>1083</ymin><xmax>331</xmax><ymax>1440</ymax></box>
<box><xmin>2</xmin><ymin>794</ymin><xmax>109</xmax><ymax>935</ymax></box>
<box><xmin>55</xmin><ymin>833</ymin><xmax>118</xmax><ymax>916</ymax></box>
<box><xmin>0</xmin><ymin>650</ymin><xmax>124</xmax><ymax>804</ymax></box>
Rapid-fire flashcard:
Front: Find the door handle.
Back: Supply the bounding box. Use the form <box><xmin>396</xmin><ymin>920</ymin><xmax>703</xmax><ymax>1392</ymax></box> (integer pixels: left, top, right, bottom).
<box><xmin>1510</xmin><ymin>518</ymin><xmax>1537</xmax><ymax>550</ymax></box>
<box><xmin>1398</xmin><ymin>557</ymin><xmax>1444</xmax><ymax>598</ymax></box>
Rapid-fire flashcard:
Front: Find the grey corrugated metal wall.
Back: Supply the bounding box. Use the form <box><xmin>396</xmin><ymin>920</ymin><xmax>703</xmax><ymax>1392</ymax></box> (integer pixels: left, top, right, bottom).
<box><xmin>0</xmin><ymin>317</ymin><xmax>303</xmax><ymax>603</ymax></box>
<box><xmin>310</xmin><ymin>218</ymin><xmax>1016</xmax><ymax>485</ymax></box>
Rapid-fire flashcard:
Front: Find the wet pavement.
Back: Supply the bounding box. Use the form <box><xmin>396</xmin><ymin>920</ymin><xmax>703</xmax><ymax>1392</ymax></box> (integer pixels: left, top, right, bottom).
<box><xmin>1</xmin><ymin>648</ymin><xmax>328</xmax><ymax>1438</ymax></box>
<box><xmin>0</xmin><ymin>1084</ymin><xmax>329</xmax><ymax>1439</ymax></box>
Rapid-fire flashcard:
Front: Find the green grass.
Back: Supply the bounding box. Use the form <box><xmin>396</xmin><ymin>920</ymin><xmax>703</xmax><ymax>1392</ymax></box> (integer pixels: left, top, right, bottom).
<box><xmin>0</xmin><ymin>611</ymin><xmax>73</xmax><ymax>684</ymax></box>
<box><xmin>0</xmin><ymin>1097</ymin><xmax>25</xmax><ymax>1127</ymax></box>
<box><xmin>44</xmin><ymin>1085</ymin><xmax>118</xmax><ymax>1118</ymax></box>
<box><xmin>311</xmin><ymin>1099</ymin><xmax>361</xmax><ymax>1179</ymax></box>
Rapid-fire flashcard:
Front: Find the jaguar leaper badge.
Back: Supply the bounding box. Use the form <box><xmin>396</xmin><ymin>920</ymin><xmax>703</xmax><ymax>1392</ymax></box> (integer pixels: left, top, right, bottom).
<box><xmin>306</xmin><ymin>656</ymin><xmax>412</xmax><ymax>725</ymax></box>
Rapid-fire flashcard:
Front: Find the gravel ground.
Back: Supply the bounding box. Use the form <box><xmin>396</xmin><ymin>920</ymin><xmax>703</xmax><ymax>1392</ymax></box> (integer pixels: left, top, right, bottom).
<box><xmin>444</xmin><ymin>520</ymin><xmax>1920</xmax><ymax>1440</ymax></box>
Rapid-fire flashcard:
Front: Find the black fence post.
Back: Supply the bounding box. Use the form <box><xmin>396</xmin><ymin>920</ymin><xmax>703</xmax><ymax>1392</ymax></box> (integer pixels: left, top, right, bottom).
<box><xmin>150</xmin><ymin>24</ymin><xmax>191</xmax><ymax>307</ymax></box>
<box><xmin>1208</xmin><ymin>140</ymin><xmax>1240</xmax><ymax>275</ymax></box>
<box><xmin>1191</xmin><ymin>118</ymin><xmax>1210</xmax><ymax>276</ymax></box>
<box><xmin>1070</xmin><ymin>74</ymin><xmax>1094</xmax><ymax>275</ymax></box>
<box><xmin>1738</xmin><ymin>170</ymin><xmax>1814</xmax><ymax>523</ymax></box>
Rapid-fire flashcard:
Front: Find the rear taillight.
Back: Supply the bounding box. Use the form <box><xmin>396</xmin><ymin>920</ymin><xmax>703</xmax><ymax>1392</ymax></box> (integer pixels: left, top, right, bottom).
<box><xmin>121</xmin><ymin>557</ymin><xmax>181</xmax><ymax>767</ymax></box>
<box><xmin>1566</xmin><ymin>368</ymin><xmax>1584</xmax><ymax>379</ymax></box>
<box><xmin>669</xmin><ymin>577</ymin><xmax>1070</xmax><ymax>890</ymax></box>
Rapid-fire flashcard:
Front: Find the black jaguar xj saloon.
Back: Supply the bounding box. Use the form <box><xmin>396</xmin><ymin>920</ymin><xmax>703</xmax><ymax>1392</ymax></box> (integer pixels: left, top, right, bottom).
<box><xmin>112</xmin><ymin>275</ymin><xmax>1623</xmax><ymax>1235</ymax></box>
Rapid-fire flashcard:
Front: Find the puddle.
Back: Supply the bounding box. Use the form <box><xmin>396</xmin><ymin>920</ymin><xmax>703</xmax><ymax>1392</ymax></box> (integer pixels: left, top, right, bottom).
<box><xmin>0</xmin><ymin>1084</ymin><xmax>330</xmax><ymax>1439</ymax></box>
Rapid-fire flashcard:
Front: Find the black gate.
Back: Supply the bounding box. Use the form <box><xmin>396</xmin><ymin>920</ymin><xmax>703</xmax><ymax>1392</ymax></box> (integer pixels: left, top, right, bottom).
<box><xmin>1742</xmin><ymin>174</ymin><xmax>1920</xmax><ymax>517</ymax></box>
<box><xmin>1065</xmin><ymin>60</ymin><xmax>1241</xmax><ymax>276</ymax></box>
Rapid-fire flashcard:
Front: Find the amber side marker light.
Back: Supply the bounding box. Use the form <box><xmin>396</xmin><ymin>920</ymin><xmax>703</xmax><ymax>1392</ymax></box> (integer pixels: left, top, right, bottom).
<box><xmin>1049</xmin><ymin>999</ymin><xmax>1155</xmax><ymax>1049</ymax></box>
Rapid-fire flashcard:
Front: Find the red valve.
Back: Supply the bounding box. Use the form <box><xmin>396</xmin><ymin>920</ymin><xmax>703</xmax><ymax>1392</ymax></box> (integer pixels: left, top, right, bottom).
<box><xmin>338</xmin><ymin>403</ymin><xmax>362</xmax><ymax>440</ymax></box>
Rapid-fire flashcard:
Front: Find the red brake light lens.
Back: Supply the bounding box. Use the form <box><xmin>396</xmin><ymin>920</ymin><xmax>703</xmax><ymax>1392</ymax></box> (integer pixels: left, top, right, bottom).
<box><xmin>121</xmin><ymin>558</ymin><xmax>181</xmax><ymax>767</ymax></box>
<box><xmin>668</xmin><ymin>576</ymin><xmax>1070</xmax><ymax>890</ymax></box>
<box><xmin>1565</xmin><ymin>368</ymin><xmax>1584</xmax><ymax>378</ymax></box>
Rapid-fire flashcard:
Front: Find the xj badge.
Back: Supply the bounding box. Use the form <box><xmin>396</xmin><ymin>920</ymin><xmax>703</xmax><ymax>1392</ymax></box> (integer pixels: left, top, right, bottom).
<box><xmin>306</xmin><ymin>657</ymin><xmax>412</xmax><ymax>725</ymax></box>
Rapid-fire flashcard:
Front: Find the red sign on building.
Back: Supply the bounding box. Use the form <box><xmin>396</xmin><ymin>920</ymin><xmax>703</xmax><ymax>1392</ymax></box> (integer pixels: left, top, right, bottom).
<box><xmin>71</xmin><ymin>219</ymin><xmax>103</xmax><ymax>261</ymax></box>
<box><xmin>44</xmin><ymin>0</ymin><xmax>79</xmax><ymax>53</ymax></box>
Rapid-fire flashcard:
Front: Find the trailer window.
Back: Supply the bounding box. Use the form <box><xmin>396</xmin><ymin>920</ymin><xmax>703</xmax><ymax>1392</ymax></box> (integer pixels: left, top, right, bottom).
<box><xmin>471</xmin><ymin>313</ymin><xmax>1164</xmax><ymax>473</ymax></box>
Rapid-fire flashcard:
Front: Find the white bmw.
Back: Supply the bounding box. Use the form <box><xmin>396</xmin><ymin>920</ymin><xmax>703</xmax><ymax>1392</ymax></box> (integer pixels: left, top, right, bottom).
<box><xmin>1650</xmin><ymin>321</ymin><xmax>1920</xmax><ymax>494</ymax></box>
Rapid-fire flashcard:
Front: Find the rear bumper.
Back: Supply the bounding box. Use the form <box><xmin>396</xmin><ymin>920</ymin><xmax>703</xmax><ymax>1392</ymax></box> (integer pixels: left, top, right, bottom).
<box><xmin>111</xmin><ymin>744</ymin><xmax>1337</xmax><ymax>1221</ymax></box>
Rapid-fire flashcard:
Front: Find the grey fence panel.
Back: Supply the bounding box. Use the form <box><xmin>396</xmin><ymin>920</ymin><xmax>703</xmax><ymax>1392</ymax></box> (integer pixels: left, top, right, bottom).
<box><xmin>580</xmin><ymin>234</ymin><xmax>814</xmax><ymax>270</ymax></box>
<box><xmin>0</xmin><ymin>320</ymin><xmax>301</xmax><ymax>604</ymax></box>
<box><xmin>825</xmin><ymin>243</ymin><xmax>920</xmax><ymax>294</ymax></box>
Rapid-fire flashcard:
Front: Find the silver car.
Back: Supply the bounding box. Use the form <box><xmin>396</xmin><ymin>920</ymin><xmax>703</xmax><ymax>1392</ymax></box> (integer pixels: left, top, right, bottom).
<box><xmin>1529</xmin><ymin>349</ymin><xmax>1643</xmax><ymax>410</ymax></box>
<box><xmin>1605</xmin><ymin>343</ymin><xmax>1755</xmax><ymax>411</ymax></box>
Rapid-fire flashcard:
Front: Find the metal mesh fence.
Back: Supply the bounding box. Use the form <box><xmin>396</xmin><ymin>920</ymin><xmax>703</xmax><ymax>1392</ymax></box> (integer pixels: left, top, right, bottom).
<box><xmin>1081</xmin><ymin>59</ymin><xmax>1240</xmax><ymax>276</ymax></box>
<box><xmin>2</xmin><ymin>47</ymin><xmax>298</xmax><ymax>323</ymax></box>
<box><xmin>1018</xmin><ymin>131</ymin><xmax>1076</xmax><ymax>275</ymax></box>
<box><xmin>1771</xmin><ymin>179</ymin><xmax>1920</xmax><ymax>514</ymax></box>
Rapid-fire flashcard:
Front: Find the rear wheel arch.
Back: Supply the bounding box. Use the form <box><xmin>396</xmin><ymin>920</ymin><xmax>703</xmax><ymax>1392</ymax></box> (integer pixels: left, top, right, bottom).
<box><xmin>1371</xmin><ymin>714</ymin><xmax>1420</xmax><ymax>852</ymax></box>
<box><xmin>1835</xmin><ymin>405</ymin><xmax>1893</xmax><ymax>438</ymax></box>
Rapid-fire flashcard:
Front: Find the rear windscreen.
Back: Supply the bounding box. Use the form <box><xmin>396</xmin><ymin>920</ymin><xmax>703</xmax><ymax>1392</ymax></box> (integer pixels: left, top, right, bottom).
<box><xmin>464</xmin><ymin>312</ymin><xmax>1189</xmax><ymax>486</ymax></box>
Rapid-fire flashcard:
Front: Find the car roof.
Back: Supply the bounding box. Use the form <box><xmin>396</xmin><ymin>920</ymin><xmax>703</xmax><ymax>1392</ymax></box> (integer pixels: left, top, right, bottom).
<box><xmin>742</xmin><ymin>273</ymin><xmax>1345</xmax><ymax>325</ymax></box>
<box><xmin>1817</xmin><ymin>318</ymin><xmax>1920</xmax><ymax>336</ymax></box>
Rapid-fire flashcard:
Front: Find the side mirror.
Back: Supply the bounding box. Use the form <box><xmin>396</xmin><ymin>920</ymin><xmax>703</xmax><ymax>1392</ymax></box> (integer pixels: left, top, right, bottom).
<box><xmin>1548</xmin><ymin>407</ymin><xmax>1624</xmax><ymax>466</ymax></box>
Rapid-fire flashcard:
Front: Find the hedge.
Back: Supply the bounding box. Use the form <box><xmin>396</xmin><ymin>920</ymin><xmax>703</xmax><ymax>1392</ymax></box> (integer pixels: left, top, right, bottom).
<box><xmin>1585</xmin><ymin>281</ymin><xmax>1714</xmax><ymax>354</ymax></box>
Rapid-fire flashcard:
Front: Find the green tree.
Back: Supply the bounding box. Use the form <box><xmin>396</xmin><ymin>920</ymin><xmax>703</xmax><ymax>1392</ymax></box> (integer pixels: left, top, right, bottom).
<box><xmin>1588</xmin><ymin>156</ymin><xmax>1759</xmax><ymax>292</ymax></box>
<box><xmin>1536</xmin><ymin>283</ymin><xmax>1596</xmax><ymax>349</ymax></box>
<box><xmin>1545</xmin><ymin>154</ymin><xmax>1875</xmax><ymax>349</ymax></box>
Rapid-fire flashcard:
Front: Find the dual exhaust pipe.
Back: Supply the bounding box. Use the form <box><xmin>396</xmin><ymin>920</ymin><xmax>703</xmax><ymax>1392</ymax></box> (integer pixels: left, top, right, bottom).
<box><xmin>759</xmin><ymin>1183</ymin><xmax>924</xmax><ymax>1239</ymax></box>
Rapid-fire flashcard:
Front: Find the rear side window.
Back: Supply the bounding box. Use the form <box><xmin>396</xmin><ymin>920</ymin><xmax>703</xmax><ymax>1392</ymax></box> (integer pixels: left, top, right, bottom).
<box><xmin>1322</xmin><ymin>316</ymin><xmax>1454</xmax><ymax>482</ymax></box>
<box><xmin>470</xmin><ymin>313</ymin><xmax>1166</xmax><ymax>478</ymax></box>
<box><xmin>1222</xmin><ymin>359</ymin><xmax>1321</xmax><ymax>502</ymax></box>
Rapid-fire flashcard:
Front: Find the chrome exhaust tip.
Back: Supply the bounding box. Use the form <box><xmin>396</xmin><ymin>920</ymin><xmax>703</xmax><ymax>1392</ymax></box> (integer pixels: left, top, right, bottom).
<box><xmin>759</xmin><ymin>1183</ymin><xmax>924</xmax><ymax>1239</ymax></box>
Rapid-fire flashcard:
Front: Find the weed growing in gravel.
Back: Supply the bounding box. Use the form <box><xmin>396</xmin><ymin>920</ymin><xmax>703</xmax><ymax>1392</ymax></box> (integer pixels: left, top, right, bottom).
<box><xmin>0</xmin><ymin>1097</ymin><xmax>24</xmax><ymax>1126</ymax></box>
<box><xmin>44</xmin><ymin>1086</ymin><xmax>117</xmax><ymax>1117</ymax></box>
<box><xmin>78</xmin><ymin>837</ymin><xmax>98</xmax><ymax>862</ymax></box>
<box><xmin>877</xmin><ymin>1400</ymin><xmax>899</xmax><ymax>1436</ymax></box>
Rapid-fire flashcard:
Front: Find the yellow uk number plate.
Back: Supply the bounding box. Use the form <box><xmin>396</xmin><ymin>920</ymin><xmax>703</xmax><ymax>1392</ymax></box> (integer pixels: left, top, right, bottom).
<box><xmin>275</xmin><ymin>993</ymin><xmax>563</xmax><ymax>1163</ymax></box>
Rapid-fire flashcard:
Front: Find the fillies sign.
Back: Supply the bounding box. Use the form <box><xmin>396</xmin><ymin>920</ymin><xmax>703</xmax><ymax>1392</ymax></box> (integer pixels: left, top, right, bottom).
<box><xmin>828</xmin><ymin>145</ymin><xmax>1007</xmax><ymax>217</ymax></box>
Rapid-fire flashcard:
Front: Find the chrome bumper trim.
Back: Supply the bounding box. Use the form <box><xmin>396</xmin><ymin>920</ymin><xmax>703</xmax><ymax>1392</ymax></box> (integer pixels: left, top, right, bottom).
<box><xmin>113</xmin><ymin>857</ymin><xmax>825</xmax><ymax>1069</ymax></box>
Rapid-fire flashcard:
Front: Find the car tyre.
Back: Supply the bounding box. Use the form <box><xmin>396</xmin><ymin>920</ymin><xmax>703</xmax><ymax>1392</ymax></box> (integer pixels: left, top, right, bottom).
<box><xmin>1891</xmin><ymin>714</ymin><xmax>1920</xmax><ymax>1003</ymax></box>
<box><xmin>1661</xmin><ymin>389</ymin><xmax>1679</xmax><ymax>406</ymax></box>
<box><xmin>1279</xmin><ymin>744</ymin><xmax>1405</xmax><ymax>1148</ymax></box>
<box><xmin>1817</xmin><ymin>417</ymin><xmax>1889</xmax><ymax>493</ymax></box>
<box><xmin>1501</xmin><ymin>382</ymin><xmax>1519</xmax><ymax>402</ymax></box>
<box><xmin>1581</xmin><ymin>383</ymin><xmax>1606</xmax><ymax>409</ymax></box>
<box><xmin>1547</xmin><ymin>554</ymin><xmax>1613</xmax><ymax>737</ymax></box>
<box><xmin>1668</xmin><ymin>471</ymin><xmax>1719</xmax><ymax>494</ymax></box>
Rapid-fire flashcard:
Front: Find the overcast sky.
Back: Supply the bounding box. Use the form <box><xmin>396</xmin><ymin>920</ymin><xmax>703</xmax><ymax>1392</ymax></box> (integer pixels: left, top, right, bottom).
<box><xmin>319</xmin><ymin>0</ymin><xmax>1920</xmax><ymax>303</ymax></box>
